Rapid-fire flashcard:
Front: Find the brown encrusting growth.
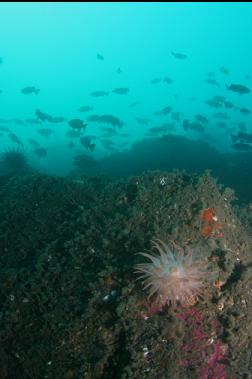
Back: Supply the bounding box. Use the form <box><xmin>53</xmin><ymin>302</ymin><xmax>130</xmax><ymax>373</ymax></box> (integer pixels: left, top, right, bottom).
<box><xmin>0</xmin><ymin>171</ymin><xmax>252</xmax><ymax>378</ymax></box>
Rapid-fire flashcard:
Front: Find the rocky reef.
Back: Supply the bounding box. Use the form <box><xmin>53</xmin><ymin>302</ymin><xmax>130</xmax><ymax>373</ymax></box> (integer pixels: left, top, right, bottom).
<box><xmin>1</xmin><ymin>171</ymin><xmax>252</xmax><ymax>378</ymax></box>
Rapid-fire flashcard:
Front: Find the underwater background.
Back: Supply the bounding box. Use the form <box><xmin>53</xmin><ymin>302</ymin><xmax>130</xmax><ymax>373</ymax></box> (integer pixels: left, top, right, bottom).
<box><xmin>2</xmin><ymin>3</ymin><xmax>252</xmax><ymax>379</ymax></box>
<box><xmin>0</xmin><ymin>2</ymin><xmax>252</xmax><ymax>194</ymax></box>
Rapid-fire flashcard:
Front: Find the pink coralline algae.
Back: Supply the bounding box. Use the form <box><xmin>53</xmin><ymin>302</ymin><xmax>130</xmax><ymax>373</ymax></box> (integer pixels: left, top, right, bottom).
<box><xmin>176</xmin><ymin>309</ymin><xmax>228</xmax><ymax>379</ymax></box>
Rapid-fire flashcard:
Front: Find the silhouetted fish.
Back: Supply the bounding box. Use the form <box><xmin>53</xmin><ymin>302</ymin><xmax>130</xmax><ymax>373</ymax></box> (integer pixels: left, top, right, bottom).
<box><xmin>205</xmin><ymin>78</ymin><xmax>219</xmax><ymax>87</ymax></box>
<box><xmin>195</xmin><ymin>114</ymin><xmax>208</xmax><ymax>124</ymax></box>
<box><xmin>219</xmin><ymin>67</ymin><xmax>229</xmax><ymax>75</ymax></box>
<box><xmin>34</xmin><ymin>147</ymin><xmax>47</xmax><ymax>157</ymax></box>
<box><xmin>154</xmin><ymin>106</ymin><xmax>172</xmax><ymax>116</ymax></box>
<box><xmin>68</xmin><ymin>119</ymin><xmax>87</xmax><ymax>131</ymax></box>
<box><xmin>205</xmin><ymin>99</ymin><xmax>222</xmax><ymax>108</ymax></box>
<box><xmin>232</xmin><ymin>142</ymin><xmax>252</xmax><ymax>151</ymax></box>
<box><xmin>87</xmin><ymin>114</ymin><xmax>123</xmax><ymax>128</ymax></box>
<box><xmin>21</xmin><ymin>86</ymin><xmax>40</xmax><ymax>95</ymax></box>
<box><xmin>96</xmin><ymin>53</ymin><xmax>104</xmax><ymax>60</ymax></box>
<box><xmin>78</xmin><ymin>105</ymin><xmax>93</xmax><ymax>112</ymax></box>
<box><xmin>240</xmin><ymin>108</ymin><xmax>250</xmax><ymax>115</ymax></box>
<box><xmin>183</xmin><ymin>119</ymin><xmax>204</xmax><ymax>133</ymax></box>
<box><xmin>171</xmin><ymin>51</ymin><xmax>187</xmax><ymax>59</ymax></box>
<box><xmin>36</xmin><ymin>109</ymin><xmax>53</xmax><ymax>122</ymax></box>
<box><xmin>232</xmin><ymin>131</ymin><xmax>252</xmax><ymax>144</ymax></box>
<box><xmin>112</xmin><ymin>87</ymin><xmax>129</xmax><ymax>95</ymax></box>
<box><xmin>28</xmin><ymin>138</ymin><xmax>40</xmax><ymax>147</ymax></box>
<box><xmin>90</xmin><ymin>90</ymin><xmax>109</xmax><ymax>97</ymax></box>
<box><xmin>163</xmin><ymin>77</ymin><xmax>173</xmax><ymax>84</ymax></box>
<box><xmin>226</xmin><ymin>84</ymin><xmax>250</xmax><ymax>94</ymax></box>
<box><xmin>8</xmin><ymin>133</ymin><xmax>23</xmax><ymax>145</ymax></box>
<box><xmin>80</xmin><ymin>136</ymin><xmax>95</xmax><ymax>152</ymax></box>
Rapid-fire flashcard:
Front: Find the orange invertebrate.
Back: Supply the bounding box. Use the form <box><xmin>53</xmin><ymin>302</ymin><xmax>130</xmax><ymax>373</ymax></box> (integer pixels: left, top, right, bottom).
<box><xmin>201</xmin><ymin>208</ymin><xmax>224</xmax><ymax>238</ymax></box>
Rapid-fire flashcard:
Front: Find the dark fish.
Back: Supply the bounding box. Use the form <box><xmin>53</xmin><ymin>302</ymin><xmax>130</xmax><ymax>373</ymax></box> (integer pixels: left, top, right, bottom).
<box><xmin>195</xmin><ymin>114</ymin><xmax>208</xmax><ymax>124</ymax></box>
<box><xmin>28</xmin><ymin>138</ymin><xmax>40</xmax><ymax>147</ymax></box>
<box><xmin>226</xmin><ymin>84</ymin><xmax>250</xmax><ymax>94</ymax></box>
<box><xmin>73</xmin><ymin>154</ymin><xmax>97</xmax><ymax>168</ymax></box>
<box><xmin>219</xmin><ymin>67</ymin><xmax>229</xmax><ymax>75</ymax></box>
<box><xmin>205</xmin><ymin>99</ymin><xmax>222</xmax><ymax>108</ymax></box>
<box><xmin>117</xmin><ymin>67</ymin><xmax>122</xmax><ymax>74</ymax></box>
<box><xmin>151</xmin><ymin>78</ymin><xmax>162</xmax><ymax>84</ymax></box>
<box><xmin>232</xmin><ymin>142</ymin><xmax>252</xmax><ymax>151</ymax></box>
<box><xmin>78</xmin><ymin>105</ymin><xmax>93</xmax><ymax>112</ymax></box>
<box><xmin>213</xmin><ymin>96</ymin><xmax>225</xmax><ymax>103</ymax></box>
<box><xmin>8</xmin><ymin>133</ymin><xmax>23</xmax><ymax>145</ymax></box>
<box><xmin>21</xmin><ymin>86</ymin><xmax>40</xmax><ymax>95</ymax></box>
<box><xmin>37</xmin><ymin>128</ymin><xmax>55</xmax><ymax>138</ymax></box>
<box><xmin>240</xmin><ymin>108</ymin><xmax>250</xmax><ymax>115</ymax></box>
<box><xmin>112</xmin><ymin>87</ymin><xmax>129</xmax><ymax>95</ymax></box>
<box><xmin>205</xmin><ymin>78</ymin><xmax>219</xmax><ymax>87</ymax></box>
<box><xmin>232</xmin><ymin>131</ymin><xmax>252</xmax><ymax>143</ymax></box>
<box><xmin>35</xmin><ymin>109</ymin><xmax>53</xmax><ymax>122</ymax></box>
<box><xmin>87</xmin><ymin>114</ymin><xmax>123</xmax><ymax>128</ymax></box>
<box><xmin>68</xmin><ymin>119</ymin><xmax>87</xmax><ymax>131</ymax></box>
<box><xmin>13</xmin><ymin>118</ymin><xmax>26</xmax><ymax>125</ymax></box>
<box><xmin>96</xmin><ymin>53</ymin><xmax>104</xmax><ymax>60</ymax></box>
<box><xmin>35</xmin><ymin>110</ymin><xmax>65</xmax><ymax>123</ymax></box>
<box><xmin>154</xmin><ymin>106</ymin><xmax>172</xmax><ymax>116</ymax></box>
<box><xmin>90</xmin><ymin>90</ymin><xmax>109</xmax><ymax>97</ymax></box>
<box><xmin>163</xmin><ymin>77</ymin><xmax>173</xmax><ymax>84</ymax></box>
<box><xmin>245</xmin><ymin>74</ymin><xmax>250</xmax><ymax>80</ymax></box>
<box><xmin>224</xmin><ymin>101</ymin><xmax>234</xmax><ymax>108</ymax></box>
<box><xmin>34</xmin><ymin>147</ymin><xmax>47</xmax><ymax>157</ymax></box>
<box><xmin>214</xmin><ymin>112</ymin><xmax>230</xmax><ymax>120</ymax></box>
<box><xmin>0</xmin><ymin>90</ymin><xmax>2</xmax><ymax>94</ymax></box>
<box><xmin>171</xmin><ymin>51</ymin><xmax>187</xmax><ymax>59</ymax></box>
<box><xmin>135</xmin><ymin>117</ymin><xmax>150</xmax><ymax>125</ymax></box>
<box><xmin>0</xmin><ymin>57</ymin><xmax>3</xmax><ymax>64</ymax></box>
<box><xmin>129</xmin><ymin>101</ymin><xmax>140</xmax><ymax>108</ymax></box>
<box><xmin>26</xmin><ymin>118</ymin><xmax>42</xmax><ymax>124</ymax></box>
<box><xmin>80</xmin><ymin>136</ymin><xmax>95</xmax><ymax>152</ymax></box>
<box><xmin>148</xmin><ymin>124</ymin><xmax>175</xmax><ymax>135</ymax></box>
<box><xmin>183</xmin><ymin>119</ymin><xmax>204</xmax><ymax>133</ymax></box>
